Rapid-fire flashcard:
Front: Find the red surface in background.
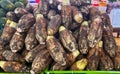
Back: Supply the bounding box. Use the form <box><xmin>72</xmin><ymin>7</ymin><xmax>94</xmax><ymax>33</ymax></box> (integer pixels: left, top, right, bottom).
<box><xmin>92</xmin><ymin>4</ymin><xmax>99</xmax><ymax>6</ymax></box>
<box><xmin>36</xmin><ymin>0</ymin><xmax>40</xmax><ymax>3</ymax></box>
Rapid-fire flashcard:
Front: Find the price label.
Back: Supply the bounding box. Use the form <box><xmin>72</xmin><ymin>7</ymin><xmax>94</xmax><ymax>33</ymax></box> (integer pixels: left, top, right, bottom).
<box><xmin>99</xmin><ymin>0</ymin><xmax>107</xmax><ymax>6</ymax></box>
<box><xmin>110</xmin><ymin>8</ymin><xmax>120</xmax><ymax>28</ymax></box>
<box><xmin>62</xmin><ymin>0</ymin><xmax>70</xmax><ymax>5</ymax></box>
<box><xmin>91</xmin><ymin>0</ymin><xmax>99</xmax><ymax>6</ymax></box>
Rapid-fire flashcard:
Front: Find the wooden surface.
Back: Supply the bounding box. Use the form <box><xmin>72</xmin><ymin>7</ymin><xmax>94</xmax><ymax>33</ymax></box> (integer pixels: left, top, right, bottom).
<box><xmin>113</xmin><ymin>28</ymin><xmax>120</xmax><ymax>38</ymax></box>
<box><xmin>113</xmin><ymin>28</ymin><xmax>120</xmax><ymax>32</ymax></box>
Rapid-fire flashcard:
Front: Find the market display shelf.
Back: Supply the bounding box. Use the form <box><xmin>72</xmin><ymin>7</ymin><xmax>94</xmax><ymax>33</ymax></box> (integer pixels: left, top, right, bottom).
<box><xmin>0</xmin><ymin>0</ymin><xmax>120</xmax><ymax>74</ymax></box>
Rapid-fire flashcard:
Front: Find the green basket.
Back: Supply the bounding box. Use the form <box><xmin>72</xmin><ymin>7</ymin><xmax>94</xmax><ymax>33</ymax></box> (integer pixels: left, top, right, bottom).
<box><xmin>45</xmin><ymin>71</ymin><xmax>120</xmax><ymax>74</ymax></box>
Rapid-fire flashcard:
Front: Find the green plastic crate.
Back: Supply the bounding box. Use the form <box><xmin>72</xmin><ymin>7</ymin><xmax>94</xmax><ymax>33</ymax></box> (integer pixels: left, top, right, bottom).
<box><xmin>45</xmin><ymin>71</ymin><xmax>120</xmax><ymax>74</ymax></box>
